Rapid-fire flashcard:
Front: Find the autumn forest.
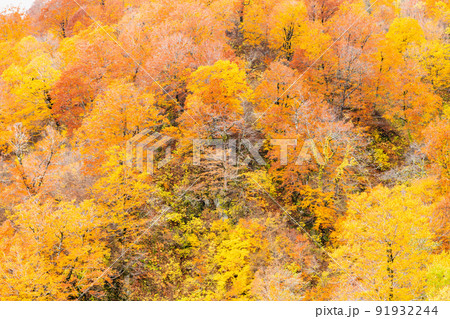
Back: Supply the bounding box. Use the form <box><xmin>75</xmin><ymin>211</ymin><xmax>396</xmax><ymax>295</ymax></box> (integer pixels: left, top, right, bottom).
<box><xmin>0</xmin><ymin>0</ymin><xmax>449</xmax><ymax>301</ymax></box>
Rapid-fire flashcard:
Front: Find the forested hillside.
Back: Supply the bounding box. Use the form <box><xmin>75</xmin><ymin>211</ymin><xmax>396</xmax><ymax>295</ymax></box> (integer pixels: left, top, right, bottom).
<box><xmin>0</xmin><ymin>0</ymin><xmax>449</xmax><ymax>301</ymax></box>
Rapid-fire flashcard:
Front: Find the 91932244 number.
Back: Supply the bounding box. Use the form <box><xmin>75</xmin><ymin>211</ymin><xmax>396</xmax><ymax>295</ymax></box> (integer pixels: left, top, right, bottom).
<box><xmin>375</xmin><ymin>306</ymin><xmax>438</xmax><ymax>316</ymax></box>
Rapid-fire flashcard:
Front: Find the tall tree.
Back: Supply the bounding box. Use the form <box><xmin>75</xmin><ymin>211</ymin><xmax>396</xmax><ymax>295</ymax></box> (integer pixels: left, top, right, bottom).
<box><xmin>331</xmin><ymin>184</ymin><xmax>435</xmax><ymax>300</ymax></box>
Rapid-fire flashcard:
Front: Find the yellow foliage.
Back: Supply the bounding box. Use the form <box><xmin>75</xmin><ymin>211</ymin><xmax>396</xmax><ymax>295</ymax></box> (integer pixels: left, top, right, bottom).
<box><xmin>426</xmin><ymin>251</ymin><xmax>450</xmax><ymax>300</ymax></box>
<box><xmin>332</xmin><ymin>184</ymin><xmax>436</xmax><ymax>300</ymax></box>
<box><xmin>386</xmin><ymin>18</ymin><xmax>425</xmax><ymax>53</ymax></box>
<box><xmin>1</xmin><ymin>37</ymin><xmax>60</xmax><ymax>140</ymax></box>
<box><xmin>0</xmin><ymin>199</ymin><xmax>109</xmax><ymax>300</ymax></box>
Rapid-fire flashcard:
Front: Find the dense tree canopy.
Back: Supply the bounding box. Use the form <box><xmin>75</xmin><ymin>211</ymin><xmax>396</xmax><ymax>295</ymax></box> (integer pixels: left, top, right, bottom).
<box><xmin>0</xmin><ymin>0</ymin><xmax>448</xmax><ymax>300</ymax></box>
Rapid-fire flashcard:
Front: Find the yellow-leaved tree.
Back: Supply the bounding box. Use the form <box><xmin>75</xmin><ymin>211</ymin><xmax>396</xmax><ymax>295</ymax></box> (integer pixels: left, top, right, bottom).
<box><xmin>0</xmin><ymin>36</ymin><xmax>60</xmax><ymax>144</ymax></box>
<box><xmin>426</xmin><ymin>251</ymin><xmax>450</xmax><ymax>301</ymax></box>
<box><xmin>0</xmin><ymin>199</ymin><xmax>108</xmax><ymax>300</ymax></box>
<box><xmin>331</xmin><ymin>184</ymin><xmax>436</xmax><ymax>300</ymax></box>
<box><xmin>179</xmin><ymin>59</ymin><xmax>252</xmax><ymax>138</ymax></box>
